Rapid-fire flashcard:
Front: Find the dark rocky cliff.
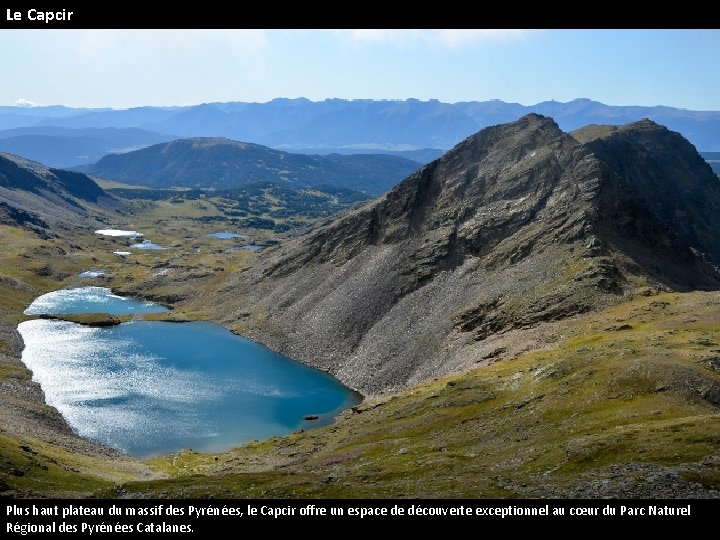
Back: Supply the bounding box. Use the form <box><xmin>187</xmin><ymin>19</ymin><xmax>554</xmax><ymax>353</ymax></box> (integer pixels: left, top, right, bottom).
<box><xmin>578</xmin><ymin>120</ymin><xmax>720</xmax><ymax>289</ymax></box>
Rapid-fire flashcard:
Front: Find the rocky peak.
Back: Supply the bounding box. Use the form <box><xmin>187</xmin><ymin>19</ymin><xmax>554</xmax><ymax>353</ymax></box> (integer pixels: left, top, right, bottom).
<box><xmin>264</xmin><ymin>113</ymin><xmax>592</xmax><ymax>278</ymax></box>
<box><xmin>222</xmin><ymin>115</ymin><xmax>720</xmax><ymax>393</ymax></box>
<box><xmin>585</xmin><ymin>120</ymin><xmax>720</xmax><ymax>289</ymax></box>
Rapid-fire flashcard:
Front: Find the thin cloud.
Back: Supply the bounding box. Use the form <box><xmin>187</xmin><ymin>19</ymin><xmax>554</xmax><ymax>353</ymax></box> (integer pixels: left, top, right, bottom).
<box><xmin>14</xmin><ymin>98</ymin><xmax>36</xmax><ymax>107</ymax></box>
<box><xmin>340</xmin><ymin>29</ymin><xmax>534</xmax><ymax>47</ymax></box>
<box><xmin>433</xmin><ymin>29</ymin><xmax>532</xmax><ymax>46</ymax></box>
<box><xmin>17</xmin><ymin>29</ymin><xmax>269</xmax><ymax>63</ymax></box>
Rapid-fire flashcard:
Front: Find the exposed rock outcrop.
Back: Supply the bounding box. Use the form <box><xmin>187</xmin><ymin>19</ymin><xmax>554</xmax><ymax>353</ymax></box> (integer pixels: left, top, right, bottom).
<box><xmin>213</xmin><ymin>116</ymin><xmax>720</xmax><ymax>394</ymax></box>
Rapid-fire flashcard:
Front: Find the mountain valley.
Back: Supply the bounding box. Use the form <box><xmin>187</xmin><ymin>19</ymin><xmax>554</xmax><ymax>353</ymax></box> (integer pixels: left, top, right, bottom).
<box><xmin>0</xmin><ymin>115</ymin><xmax>719</xmax><ymax>498</ymax></box>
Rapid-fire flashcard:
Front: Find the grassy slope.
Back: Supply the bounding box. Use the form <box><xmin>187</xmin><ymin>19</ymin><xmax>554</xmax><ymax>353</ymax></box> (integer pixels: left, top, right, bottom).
<box><xmin>0</xmin><ymin>224</ymin><xmax>162</xmax><ymax>496</ymax></box>
<box><xmin>1</xmin><ymin>188</ymin><xmax>332</xmax><ymax>495</ymax></box>
<box><xmin>0</xmin><ymin>198</ymin><xmax>263</xmax><ymax>495</ymax></box>
<box><xmin>2</xmin><ymin>197</ymin><xmax>719</xmax><ymax>498</ymax></box>
<box><xmin>111</xmin><ymin>291</ymin><xmax>720</xmax><ymax>498</ymax></box>
<box><xmin>0</xmin><ymin>434</ymin><xmax>155</xmax><ymax>495</ymax></box>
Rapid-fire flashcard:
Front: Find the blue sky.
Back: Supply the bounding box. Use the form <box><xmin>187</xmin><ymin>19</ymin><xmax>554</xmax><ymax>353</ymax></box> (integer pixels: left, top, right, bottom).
<box><xmin>2</xmin><ymin>29</ymin><xmax>719</xmax><ymax>110</ymax></box>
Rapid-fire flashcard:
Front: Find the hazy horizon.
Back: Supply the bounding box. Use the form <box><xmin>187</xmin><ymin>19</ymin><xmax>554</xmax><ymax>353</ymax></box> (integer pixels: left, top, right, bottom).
<box><xmin>6</xmin><ymin>95</ymin><xmax>716</xmax><ymax>112</ymax></box>
<box><xmin>3</xmin><ymin>29</ymin><xmax>719</xmax><ymax>110</ymax></box>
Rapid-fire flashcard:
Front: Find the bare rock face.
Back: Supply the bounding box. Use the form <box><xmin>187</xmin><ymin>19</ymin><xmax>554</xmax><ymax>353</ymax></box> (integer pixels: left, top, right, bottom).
<box><xmin>580</xmin><ymin>119</ymin><xmax>720</xmax><ymax>289</ymax></box>
<box><xmin>218</xmin><ymin>114</ymin><xmax>720</xmax><ymax>394</ymax></box>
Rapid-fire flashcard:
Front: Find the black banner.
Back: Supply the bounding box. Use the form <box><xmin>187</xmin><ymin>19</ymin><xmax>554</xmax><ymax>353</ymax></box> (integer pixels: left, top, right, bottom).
<box><xmin>0</xmin><ymin>6</ymin><xmax>712</xmax><ymax>30</ymax></box>
<box><xmin>1</xmin><ymin>499</ymin><xmax>714</xmax><ymax>534</ymax></box>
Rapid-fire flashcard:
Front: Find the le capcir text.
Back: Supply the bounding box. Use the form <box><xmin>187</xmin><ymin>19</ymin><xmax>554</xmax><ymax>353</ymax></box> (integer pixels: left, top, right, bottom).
<box><xmin>6</xmin><ymin>9</ymin><xmax>74</xmax><ymax>23</ymax></box>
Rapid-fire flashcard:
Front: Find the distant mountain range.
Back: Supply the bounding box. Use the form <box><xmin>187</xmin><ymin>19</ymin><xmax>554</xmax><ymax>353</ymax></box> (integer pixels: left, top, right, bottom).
<box><xmin>81</xmin><ymin>137</ymin><xmax>421</xmax><ymax>195</ymax></box>
<box><xmin>701</xmin><ymin>152</ymin><xmax>720</xmax><ymax>175</ymax></box>
<box><xmin>0</xmin><ymin>127</ymin><xmax>175</xmax><ymax>168</ymax></box>
<box><xmin>3</xmin><ymin>98</ymin><xmax>720</xmax><ymax>153</ymax></box>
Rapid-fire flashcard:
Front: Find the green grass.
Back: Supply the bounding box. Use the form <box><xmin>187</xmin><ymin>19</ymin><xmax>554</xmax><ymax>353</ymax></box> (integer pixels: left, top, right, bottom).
<box><xmin>4</xmin><ymin>248</ymin><xmax>719</xmax><ymax>498</ymax></box>
<box><xmin>99</xmin><ymin>291</ymin><xmax>720</xmax><ymax>498</ymax></box>
<box><xmin>0</xmin><ymin>433</ymin><xmax>158</xmax><ymax>497</ymax></box>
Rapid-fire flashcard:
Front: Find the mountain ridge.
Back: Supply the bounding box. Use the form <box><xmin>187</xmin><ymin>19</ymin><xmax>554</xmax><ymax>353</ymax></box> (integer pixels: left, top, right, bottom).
<box><xmin>82</xmin><ymin>137</ymin><xmax>422</xmax><ymax>195</ymax></box>
<box><xmin>0</xmin><ymin>152</ymin><xmax>114</xmax><ymax>229</ymax></box>
<box><xmin>189</xmin><ymin>114</ymin><xmax>720</xmax><ymax>395</ymax></box>
<box><xmin>4</xmin><ymin>97</ymin><xmax>720</xmax><ymax>151</ymax></box>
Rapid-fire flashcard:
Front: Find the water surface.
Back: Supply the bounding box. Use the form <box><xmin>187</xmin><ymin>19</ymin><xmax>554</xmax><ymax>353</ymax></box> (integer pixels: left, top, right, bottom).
<box><xmin>129</xmin><ymin>240</ymin><xmax>165</xmax><ymax>250</ymax></box>
<box><xmin>24</xmin><ymin>286</ymin><xmax>168</xmax><ymax>316</ymax></box>
<box><xmin>95</xmin><ymin>229</ymin><xmax>143</xmax><ymax>237</ymax></box>
<box><xmin>19</xmin><ymin>319</ymin><xmax>358</xmax><ymax>457</ymax></box>
<box><xmin>20</xmin><ymin>288</ymin><xmax>358</xmax><ymax>457</ymax></box>
<box><xmin>207</xmin><ymin>231</ymin><xmax>245</xmax><ymax>239</ymax></box>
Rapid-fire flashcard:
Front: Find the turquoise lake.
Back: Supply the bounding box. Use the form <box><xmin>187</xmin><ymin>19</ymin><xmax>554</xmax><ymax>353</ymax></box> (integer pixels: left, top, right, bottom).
<box><xmin>19</xmin><ymin>289</ymin><xmax>360</xmax><ymax>457</ymax></box>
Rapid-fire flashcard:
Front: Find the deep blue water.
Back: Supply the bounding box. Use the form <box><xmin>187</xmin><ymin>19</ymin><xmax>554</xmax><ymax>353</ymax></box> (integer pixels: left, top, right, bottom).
<box><xmin>23</xmin><ymin>287</ymin><xmax>168</xmax><ymax>316</ymax></box>
<box><xmin>19</xmin><ymin>290</ymin><xmax>359</xmax><ymax>457</ymax></box>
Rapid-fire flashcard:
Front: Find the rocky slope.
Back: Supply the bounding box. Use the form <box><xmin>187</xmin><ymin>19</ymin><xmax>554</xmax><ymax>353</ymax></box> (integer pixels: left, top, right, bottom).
<box><xmin>0</xmin><ymin>152</ymin><xmax>115</xmax><ymax>229</ymax></box>
<box><xmin>216</xmin><ymin>114</ymin><xmax>720</xmax><ymax>395</ymax></box>
<box><xmin>114</xmin><ymin>290</ymin><xmax>720</xmax><ymax>499</ymax></box>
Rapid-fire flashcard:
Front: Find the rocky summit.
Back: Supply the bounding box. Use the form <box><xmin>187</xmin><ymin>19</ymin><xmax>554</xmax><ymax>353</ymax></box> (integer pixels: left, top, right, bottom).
<box><xmin>217</xmin><ymin>114</ymin><xmax>720</xmax><ymax>395</ymax></box>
